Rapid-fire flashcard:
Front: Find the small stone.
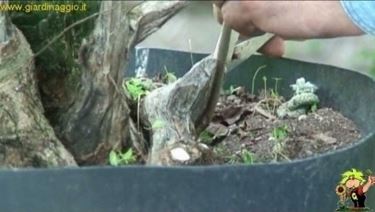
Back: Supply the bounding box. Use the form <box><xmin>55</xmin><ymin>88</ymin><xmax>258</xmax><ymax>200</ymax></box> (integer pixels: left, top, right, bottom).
<box><xmin>206</xmin><ymin>123</ymin><xmax>229</xmax><ymax>138</ymax></box>
<box><xmin>171</xmin><ymin>148</ymin><xmax>190</xmax><ymax>162</ymax></box>
<box><xmin>313</xmin><ymin>133</ymin><xmax>337</xmax><ymax>144</ymax></box>
<box><xmin>198</xmin><ymin>143</ymin><xmax>209</xmax><ymax>150</ymax></box>
<box><xmin>298</xmin><ymin>114</ymin><xmax>307</xmax><ymax>121</ymax></box>
<box><xmin>305</xmin><ymin>150</ymin><xmax>313</xmax><ymax>156</ymax></box>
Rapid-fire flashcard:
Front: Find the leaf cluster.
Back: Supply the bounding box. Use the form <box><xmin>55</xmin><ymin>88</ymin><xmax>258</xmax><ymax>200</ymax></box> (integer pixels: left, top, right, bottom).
<box><xmin>109</xmin><ymin>148</ymin><xmax>137</xmax><ymax>166</ymax></box>
<box><xmin>10</xmin><ymin>0</ymin><xmax>100</xmax><ymax>74</ymax></box>
<box><xmin>271</xmin><ymin>125</ymin><xmax>288</xmax><ymax>141</ymax></box>
<box><xmin>123</xmin><ymin>78</ymin><xmax>153</xmax><ymax>100</ymax></box>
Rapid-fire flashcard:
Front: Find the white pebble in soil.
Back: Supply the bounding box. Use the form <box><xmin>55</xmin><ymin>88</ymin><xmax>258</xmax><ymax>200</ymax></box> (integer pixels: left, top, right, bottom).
<box><xmin>298</xmin><ymin>114</ymin><xmax>307</xmax><ymax>121</ymax></box>
<box><xmin>171</xmin><ymin>147</ymin><xmax>190</xmax><ymax>162</ymax></box>
<box><xmin>198</xmin><ymin>143</ymin><xmax>209</xmax><ymax>150</ymax></box>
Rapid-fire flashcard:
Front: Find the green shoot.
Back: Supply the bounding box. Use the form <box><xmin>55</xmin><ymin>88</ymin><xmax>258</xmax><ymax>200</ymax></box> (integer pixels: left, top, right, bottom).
<box><xmin>240</xmin><ymin>149</ymin><xmax>254</xmax><ymax>165</ymax></box>
<box><xmin>123</xmin><ymin>78</ymin><xmax>152</xmax><ymax>100</ymax></box>
<box><xmin>262</xmin><ymin>75</ymin><xmax>272</xmax><ymax>112</ymax></box>
<box><xmin>109</xmin><ymin>148</ymin><xmax>137</xmax><ymax>166</ymax></box>
<box><xmin>165</xmin><ymin>72</ymin><xmax>177</xmax><ymax>84</ymax></box>
<box><xmin>227</xmin><ymin>149</ymin><xmax>254</xmax><ymax>165</ymax></box>
<box><xmin>199</xmin><ymin>130</ymin><xmax>214</xmax><ymax>144</ymax></box>
<box><xmin>163</xmin><ymin>66</ymin><xmax>177</xmax><ymax>84</ymax></box>
<box><xmin>270</xmin><ymin>126</ymin><xmax>290</xmax><ymax>162</ymax></box>
<box><xmin>270</xmin><ymin>89</ymin><xmax>278</xmax><ymax>98</ymax></box>
<box><xmin>251</xmin><ymin>65</ymin><xmax>267</xmax><ymax>95</ymax></box>
<box><xmin>269</xmin><ymin>89</ymin><xmax>284</xmax><ymax>113</ymax></box>
<box><xmin>229</xmin><ymin>85</ymin><xmax>235</xmax><ymax>94</ymax></box>
<box><xmin>272</xmin><ymin>77</ymin><xmax>282</xmax><ymax>96</ymax></box>
<box><xmin>310</xmin><ymin>103</ymin><xmax>318</xmax><ymax>112</ymax></box>
<box><xmin>109</xmin><ymin>150</ymin><xmax>120</xmax><ymax>166</ymax></box>
<box><xmin>123</xmin><ymin>77</ymin><xmax>153</xmax><ymax>130</ymax></box>
<box><xmin>262</xmin><ymin>76</ymin><xmax>267</xmax><ymax>99</ymax></box>
<box><xmin>271</xmin><ymin>125</ymin><xmax>289</xmax><ymax>141</ymax></box>
<box><xmin>224</xmin><ymin>85</ymin><xmax>236</xmax><ymax>95</ymax></box>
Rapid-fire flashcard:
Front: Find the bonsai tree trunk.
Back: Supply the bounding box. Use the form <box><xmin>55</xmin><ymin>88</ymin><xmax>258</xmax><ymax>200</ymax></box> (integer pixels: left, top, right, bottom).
<box><xmin>0</xmin><ymin>0</ymin><xmax>185</xmax><ymax>167</ymax></box>
<box><xmin>0</xmin><ymin>3</ymin><xmax>76</xmax><ymax>167</ymax></box>
<box><xmin>142</xmin><ymin>26</ymin><xmax>235</xmax><ymax>165</ymax></box>
<box><xmin>54</xmin><ymin>1</ymin><xmax>186</xmax><ymax>165</ymax></box>
<box><xmin>1</xmin><ymin>0</ymin><xmax>233</xmax><ymax>167</ymax></box>
<box><xmin>142</xmin><ymin>58</ymin><xmax>219</xmax><ymax>165</ymax></box>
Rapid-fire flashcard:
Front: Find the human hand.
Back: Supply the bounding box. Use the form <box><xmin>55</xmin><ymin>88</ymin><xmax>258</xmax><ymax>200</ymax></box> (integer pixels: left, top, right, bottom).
<box><xmin>214</xmin><ymin>1</ymin><xmax>364</xmax><ymax>57</ymax></box>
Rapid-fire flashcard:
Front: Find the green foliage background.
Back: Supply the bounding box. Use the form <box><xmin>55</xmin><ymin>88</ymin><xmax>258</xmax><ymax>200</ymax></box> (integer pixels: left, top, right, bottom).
<box><xmin>9</xmin><ymin>0</ymin><xmax>101</xmax><ymax>74</ymax></box>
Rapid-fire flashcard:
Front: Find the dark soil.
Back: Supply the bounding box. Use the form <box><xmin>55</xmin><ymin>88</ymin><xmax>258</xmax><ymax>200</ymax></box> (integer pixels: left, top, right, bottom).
<box><xmin>201</xmin><ymin>86</ymin><xmax>361</xmax><ymax>164</ymax></box>
<box><xmin>126</xmin><ymin>75</ymin><xmax>361</xmax><ymax>166</ymax></box>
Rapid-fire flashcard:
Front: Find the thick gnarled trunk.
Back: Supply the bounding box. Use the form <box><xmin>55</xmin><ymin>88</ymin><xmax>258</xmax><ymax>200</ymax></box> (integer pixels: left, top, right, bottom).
<box><xmin>0</xmin><ymin>10</ymin><xmax>76</xmax><ymax>167</ymax></box>
<box><xmin>143</xmin><ymin>58</ymin><xmax>218</xmax><ymax>165</ymax></box>
<box><xmin>54</xmin><ymin>1</ymin><xmax>186</xmax><ymax>165</ymax></box>
<box><xmin>1</xmin><ymin>0</ymin><xmax>224</xmax><ymax>167</ymax></box>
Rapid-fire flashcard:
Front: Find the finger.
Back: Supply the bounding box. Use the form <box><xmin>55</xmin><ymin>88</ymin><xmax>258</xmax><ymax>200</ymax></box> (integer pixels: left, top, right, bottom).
<box><xmin>257</xmin><ymin>35</ymin><xmax>285</xmax><ymax>57</ymax></box>
<box><xmin>213</xmin><ymin>0</ymin><xmax>226</xmax><ymax>8</ymax></box>
<box><xmin>212</xmin><ymin>4</ymin><xmax>223</xmax><ymax>24</ymax></box>
<box><xmin>221</xmin><ymin>2</ymin><xmax>257</xmax><ymax>36</ymax></box>
<box><xmin>237</xmin><ymin>30</ymin><xmax>266</xmax><ymax>42</ymax></box>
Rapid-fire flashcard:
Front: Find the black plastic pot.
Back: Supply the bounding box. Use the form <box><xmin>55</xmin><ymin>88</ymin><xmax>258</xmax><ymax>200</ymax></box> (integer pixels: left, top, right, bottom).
<box><xmin>1</xmin><ymin>49</ymin><xmax>375</xmax><ymax>212</ymax></box>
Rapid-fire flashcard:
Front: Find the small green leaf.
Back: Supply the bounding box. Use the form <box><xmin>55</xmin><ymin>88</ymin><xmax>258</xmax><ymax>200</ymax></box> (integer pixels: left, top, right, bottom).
<box><xmin>270</xmin><ymin>89</ymin><xmax>278</xmax><ymax>98</ymax></box>
<box><xmin>241</xmin><ymin>149</ymin><xmax>253</xmax><ymax>165</ymax></box>
<box><xmin>163</xmin><ymin>66</ymin><xmax>177</xmax><ymax>84</ymax></box>
<box><xmin>109</xmin><ymin>149</ymin><xmax>136</xmax><ymax>166</ymax></box>
<box><xmin>123</xmin><ymin>78</ymin><xmax>152</xmax><ymax>100</ymax></box>
<box><xmin>119</xmin><ymin>148</ymin><xmax>136</xmax><ymax>165</ymax></box>
<box><xmin>121</xmin><ymin>148</ymin><xmax>132</xmax><ymax>159</ymax></box>
<box><xmin>272</xmin><ymin>125</ymin><xmax>289</xmax><ymax>141</ymax></box>
<box><xmin>199</xmin><ymin>130</ymin><xmax>214</xmax><ymax>144</ymax></box>
<box><xmin>165</xmin><ymin>72</ymin><xmax>177</xmax><ymax>84</ymax></box>
<box><xmin>109</xmin><ymin>150</ymin><xmax>120</xmax><ymax>166</ymax></box>
<box><xmin>229</xmin><ymin>85</ymin><xmax>235</xmax><ymax>94</ymax></box>
<box><xmin>310</xmin><ymin>103</ymin><xmax>318</xmax><ymax>112</ymax></box>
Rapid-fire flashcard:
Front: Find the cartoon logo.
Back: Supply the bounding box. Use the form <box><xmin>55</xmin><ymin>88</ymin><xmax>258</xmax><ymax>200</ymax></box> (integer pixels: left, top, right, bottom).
<box><xmin>336</xmin><ymin>168</ymin><xmax>375</xmax><ymax>211</ymax></box>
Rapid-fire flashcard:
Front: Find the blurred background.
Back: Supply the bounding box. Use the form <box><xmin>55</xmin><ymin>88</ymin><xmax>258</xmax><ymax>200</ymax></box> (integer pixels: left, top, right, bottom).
<box><xmin>285</xmin><ymin>36</ymin><xmax>375</xmax><ymax>76</ymax></box>
<box><xmin>138</xmin><ymin>1</ymin><xmax>375</xmax><ymax>77</ymax></box>
<box><xmin>10</xmin><ymin>1</ymin><xmax>375</xmax><ymax>78</ymax></box>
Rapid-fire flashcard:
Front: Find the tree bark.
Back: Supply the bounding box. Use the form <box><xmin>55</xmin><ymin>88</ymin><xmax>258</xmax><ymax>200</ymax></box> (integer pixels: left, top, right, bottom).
<box><xmin>0</xmin><ymin>8</ymin><xmax>76</xmax><ymax>167</ymax></box>
<box><xmin>0</xmin><ymin>0</ymin><xmax>266</xmax><ymax>167</ymax></box>
<box><xmin>54</xmin><ymin>1</ymin><xmax>186</xmax><ymax>165</ymax></box>
<box><xmin>143</xmin><ymin>58</ymin><xmax>218</xmax><ymax>165</ymax></box>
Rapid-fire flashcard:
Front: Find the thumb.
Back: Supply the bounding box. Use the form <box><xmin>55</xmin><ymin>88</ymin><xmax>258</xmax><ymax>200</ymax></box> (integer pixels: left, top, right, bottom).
<box><xmin>212</xmin><ymin>3</ymin><xmax>223</xmax><ymax>24</ymax></box>
<box><xmin>257</xmin><ymin>35</ymin><xmax>285</xmax><ymax>57</ymax></box>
